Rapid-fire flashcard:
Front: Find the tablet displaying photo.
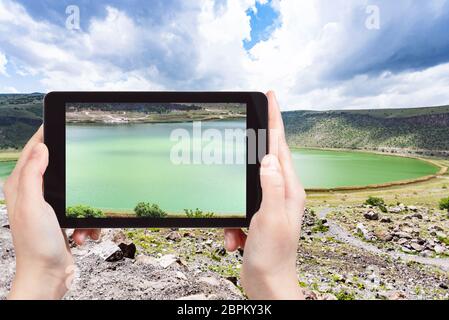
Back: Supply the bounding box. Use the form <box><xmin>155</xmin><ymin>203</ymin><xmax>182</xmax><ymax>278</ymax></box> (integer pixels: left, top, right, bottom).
<box><xmin>44</xmin><ymin>91</ymin><xmax>268</xmax><ymax>228</ymax></box>
<box><xmin>65</xmin><ymin>102</ymin><xmax>246</xmax><ymax>219</ymax></box>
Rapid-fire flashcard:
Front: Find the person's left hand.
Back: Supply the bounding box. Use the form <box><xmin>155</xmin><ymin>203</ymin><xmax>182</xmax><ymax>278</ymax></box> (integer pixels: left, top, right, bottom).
<box><xmin>4</xmin><ymin>126</ymin><xmax>100</xmax><ymax>299</ymax></box>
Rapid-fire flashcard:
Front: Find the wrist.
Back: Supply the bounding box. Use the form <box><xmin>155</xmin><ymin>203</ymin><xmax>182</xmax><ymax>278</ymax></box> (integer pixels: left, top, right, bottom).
<box><xmin>8</xmin><ymin>267</ymin><xmax>70</xmax><ymax>300</ymax></box>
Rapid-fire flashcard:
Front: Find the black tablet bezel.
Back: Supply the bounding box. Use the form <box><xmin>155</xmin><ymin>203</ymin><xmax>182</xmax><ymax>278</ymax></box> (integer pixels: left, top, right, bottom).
<box><xmin>43</xmin><ymin>91</ymin><xmax>268</xmax><ymax>228</ymax></box>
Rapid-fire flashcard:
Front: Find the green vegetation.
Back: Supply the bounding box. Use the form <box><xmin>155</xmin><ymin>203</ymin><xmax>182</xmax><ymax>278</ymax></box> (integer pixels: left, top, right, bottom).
<box><xmin>184</xmin><ymin>208</ymin><xmax>214</xmax><ymax>218</ymax></box>
<box><xmin>283</xmin><ymin>106</ymin><xmax>449</xmax><ymax>152</ymax></box>
<box><xmin>134</xmin><ymin>202</ymin><xmax>168</xmax><ymax>218</ymax></box>
<box><xmin>365</xmin><ymin>196</ymin><xmax>387</xmax><ymax>212</ymax></box>
<box><xmin>439</xmin><ymin>197</ymin><xmax>449</xmax><ymax>213</ymax></box>
<box><xmin>66</xmin><ymin>205</ymin><xmax>105</xmax><ymax>218</ymax></box>
<box><xmin>334</xmin><ymin>290</ymin><xmax>356</xmax><ymax>300</ymax></box>
<box><xmin>312</xmin><ymin>219</ymin><xmax>329</xmax><ymax>233</ymax></box>
<box><xmin>0</xmin><ymin>94</ymin><xmax>43</xmax><ymax>149</ymax></box>
<box><xmin>2</xmin><ymin>94</ymin><xmax>449</xmax><ymax>153</ymax></box>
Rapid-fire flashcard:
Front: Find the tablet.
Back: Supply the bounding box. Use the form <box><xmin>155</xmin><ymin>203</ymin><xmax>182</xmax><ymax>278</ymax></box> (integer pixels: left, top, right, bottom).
<box><xmin>43</xmin><ymin>92</ymin><xmax>268</xmax><ymax>228</ymax></box>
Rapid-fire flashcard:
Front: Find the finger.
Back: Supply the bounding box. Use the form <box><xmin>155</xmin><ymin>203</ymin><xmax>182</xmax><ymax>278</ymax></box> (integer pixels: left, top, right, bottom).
<box><xmin>71</xmin><ymin>230</ymin><xmax>88</xmax><ymax>246</ymax></box>
<box><xmin>224</xmin><ymin>229</ymin><xmax>246</xmax><ymax>252</ymax></box>
<box><xmin>266</xmin><ymin>92</ymin><xmax>304</xmax><ymax>209</ymax></box>
<box><xmin>266</xmin><ymin>91</ymin><xmax>286</xmax><ymax>157</ymax></box>
<box><xmin>89</xmin><ymin>229</ymin><xmax>101</xmax><ymax>240</ymax></box>
<box><xmin>259</xmin><ymin>154</ymin><xmax>285</xmax><ymax>217</ymax></box>
<box><xmin>10</xmin><ymin>125</ymin><xmax>43</xmax><ymax>180</ymax></box>
<box><xmin>72</xmin><ymin>229</ymin><xmax>101</xmax><ymax>245</ymax></box>
<box><xmin>17</xmin><ymin>143</ymin><xmax>48</xmax><ymax>206</ymax></box>
<box><xmin>4</xmin><ymin>126</ymin><xmax>43</xmax><ymax>202</ymax></box>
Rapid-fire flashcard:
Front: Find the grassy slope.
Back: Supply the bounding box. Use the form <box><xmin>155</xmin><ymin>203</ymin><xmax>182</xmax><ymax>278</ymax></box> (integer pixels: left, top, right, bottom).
<box><xmin>283</xmin><ymin>105</ymin><xmax>449</xmax><ymax>151</ymax></box>
<box><xmin>1</xmin><ymin>93</ymin><xmax>449</xmax><ymax>152</ymax></box>
<box><xmin>0</xmin><ymin>93</ymin><xmax>43</xmax><ymax>149</ymax></box>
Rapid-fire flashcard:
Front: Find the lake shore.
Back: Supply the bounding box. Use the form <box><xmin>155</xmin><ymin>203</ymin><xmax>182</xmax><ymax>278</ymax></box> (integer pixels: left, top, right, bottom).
<box><xmin>66</xmin><ymin>110</ymin><xmax>245</xmax><ymax>124</ymax></box>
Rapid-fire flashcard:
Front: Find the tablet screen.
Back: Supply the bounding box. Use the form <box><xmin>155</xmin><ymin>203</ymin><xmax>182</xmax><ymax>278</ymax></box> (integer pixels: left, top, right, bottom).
<box><xmin>65</xmin><ymin>102</ymin><xmax>246</xmax><ymax>219</ymax></box>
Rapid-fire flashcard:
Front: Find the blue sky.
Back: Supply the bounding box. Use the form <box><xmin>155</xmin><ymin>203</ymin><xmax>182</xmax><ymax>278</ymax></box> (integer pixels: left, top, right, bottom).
<box><xmin>1</xmin><ymin>0</ymin><xmax>449</xmax><ymax>110</ymax></box>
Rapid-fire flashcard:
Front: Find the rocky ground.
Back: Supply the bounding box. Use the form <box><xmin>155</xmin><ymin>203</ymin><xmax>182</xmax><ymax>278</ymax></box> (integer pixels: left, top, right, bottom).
<box><xmin>1</xmin><ymin>204</ymin><xmax>449</xmax><ymax>300</ymax></box>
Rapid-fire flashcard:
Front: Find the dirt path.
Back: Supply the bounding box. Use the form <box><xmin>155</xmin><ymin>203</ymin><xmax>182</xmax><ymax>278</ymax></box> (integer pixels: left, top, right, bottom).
<box><xmin>318</xmin><ymin>208</ymin><xmax>449</xmax><ymax>271</ymax></box>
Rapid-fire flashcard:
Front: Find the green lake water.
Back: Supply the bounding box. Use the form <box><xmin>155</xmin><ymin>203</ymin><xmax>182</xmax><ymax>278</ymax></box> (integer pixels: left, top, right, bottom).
<box><xmin>0</xmin><ymin>121</ymin><xmax>439</xmax><ymax>214</ymax></box>
<box><xmin>66</xmin><ymin>121</ymin><xmax>247</xmax><ymax>215</ymax></box>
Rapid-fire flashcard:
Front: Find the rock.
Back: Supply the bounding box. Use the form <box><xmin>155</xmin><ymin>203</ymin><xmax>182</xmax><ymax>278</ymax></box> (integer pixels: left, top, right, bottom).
<box><xmin>389</xmin><ymin>291</ymin><xmax>407</xmax><ymax>300</ymax></box>
<box><xmin>421</xmin><ymin>250</ymin><xmax>433</xmax><ymax>257</ymax></box>
<box><xmin>436</xmin><ymin>231</ymin><xmax>447</xmax><ymax>239</ymax></box>
<box><xmin>434</xmin><ymin>245</ymin><xmax>446</xmax><ymax>255</ymax></box>
<box><xmin>319</xmin><ymin>293</ymin><xmax>338</xmax><ymax>300</ymax></box>
<box><xmin>376</xmin><ymin>231</ymin><xmax>393</xmax><ymax>242</ymax></box>
<box><xmin>91</xmin><ymin>240</ymin><xmax>123</xmax><ymax>262</ymax></box>
<box><xmin>389</xmin><ymin>206</ymin><xmax>404</xmax><ymax>213</ymax></box>
<box><xmin>356</xmin><ymin>223</ymin><xmax>375</xmax><ymax>241</ymax></box>
<box><xmin>111</xmin><ymin>230</ymin><xmax>127</xmax><ymax>244</ymax></box>
<box><xmin>183</xmin><ymin>231</ymin><xmax>195</xmax><ymax>238</ymax></box>
<box><xmin>364</xmin><ymin>211</ymin><xmax>379</xmax><ymax>220</ymax></box>
<box><xmin>407</xmin><ymin>205</ymin><xmax>417</xmax><ymax>212</ymax></box>
<box><xmin>397</xmin><ymin>238</ymin><xmax>408</xmax><ymax>245</ymax></box>
<box><xmin>410</xmin><ymin>243</ymin><xmax>424</xmax><ymax>252</ymax></box>
<box><xmin>158</xmin><ymin>254</ymin><xmax>178</xmax><ymax>268</ymax></box>
<box><xmin>411</xmin><ymin>213</ymin><xmax>423</xmax><ymax>219</ymax></box>
<box><xmin>198</xmin><ymin>276</ymin><xmax>221</xmax><ymax>287</ymax></box>
<box><xmin>166</xmin><ymin>231</ymin><xmax>182</xmax><ymax>242</ymax></box>
<box><xmin>118</xmin><ymin>242</ymin><xmax>136</xmax><ymax>259</ymax></box>
<box><xmin>302</xmin><ymin>289</ymin><xmax>318</xmax><ymax>300</ymax></box>
<box><xmin>175</xmin><ymin>271</ymin><xmax>187</xmax><ymax>280</ymax></box>
<box><xmin>439</xmin><ymin>283</ymin><xmax>449</xmax><ymax>290</ymax></box>
<box><xmin>395</xmin><ymin>231</ymin><xmax>412</xmax><ymax>239</ymax></box>
<box><xmin>401</xmin><ymin>246</ymin><xmax>414</xmax><ymax>254</ymax></box>
<box><xmin>380</xmin><ymin>217</ymin><xmax>392</xmax><ymax>223</ymax></box>
<box><xmin>135</xmin><ymin>254</ymin><xmax>159</xmax><ymax>267</ymax></box>
<box><xmin>429</xmin><ymin>225</ymin><xmax>444</xmax><ymax>232</ymax></box>
<box><xmin>216</xmin><ymin>247</ymin><xmax>227</xmax><ymax>256</ymax></box>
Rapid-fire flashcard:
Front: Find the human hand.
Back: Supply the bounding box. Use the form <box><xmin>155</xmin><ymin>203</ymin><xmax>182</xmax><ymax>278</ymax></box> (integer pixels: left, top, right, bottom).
<box><xmin>4</xmin><ymin>126</ymin><xmax>100</xmax><ymax>300</ymax></box>
<box><xmin>224</xmin><ymin>91</ymin><xmax>306</xmax><ymax>300</ymax></box>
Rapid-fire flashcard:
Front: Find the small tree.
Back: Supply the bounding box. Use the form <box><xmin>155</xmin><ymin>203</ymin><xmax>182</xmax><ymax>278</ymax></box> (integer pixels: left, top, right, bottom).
<box><xmin>364</xmin><ymin>196</ymin><xmax>387</xmax><ymax>213</ymax></box>
<box><xmin>67</xmin><ymin>205</ymin><xmax>105</xmax><ymax>218</ymax></box>
<box><xmin>184</xmin><ymin>208</ymin><xmax>214</xmax><ymax>218</ymax></box>
<box><xmin>134</xmin><ymin>202</ymin><xmax>168</xmax><ymax>218</ymax></box>
<box><xmin>439</xmin><ymin>197</ymin><xmax>449</xmax><ymax>213</ymax></box>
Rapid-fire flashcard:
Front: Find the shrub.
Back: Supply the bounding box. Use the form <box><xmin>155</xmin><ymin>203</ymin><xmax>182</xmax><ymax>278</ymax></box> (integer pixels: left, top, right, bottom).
<box><xmin>134</xmin><ymin>202</ymin><xmax>168</xmax><ymax>218</ymax></box>
<box><xmin>66</xmin><ymin>205</ymin><xmax>105</xmax><ymax>218</ymax></box>
<box><xmin>184</xmin><ymin>208</ymin><xmax>214</xmax><ymax>218</ymax></box>
<box><xmin>365</xmin><ymin>196</ymin><xmax>387</xmax><ymax>212</ymax></box>
<box><xmin>439</xmin><ymin>197</ymin><xmax>449</xmax><ymax>213</ymax></box>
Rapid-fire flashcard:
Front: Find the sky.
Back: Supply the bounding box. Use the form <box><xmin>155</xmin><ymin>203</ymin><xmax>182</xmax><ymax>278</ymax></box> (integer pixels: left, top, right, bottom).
<box><xmin>0</xmin><ymin>0</ymin><xmax>449</xmax><ymax>110</ymax></box>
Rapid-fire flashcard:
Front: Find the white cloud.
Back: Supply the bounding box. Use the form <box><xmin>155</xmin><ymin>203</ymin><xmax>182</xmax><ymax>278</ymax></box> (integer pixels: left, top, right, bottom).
<box><xmin>1</xmin><ymin>0</ymin><xmax>449</xmax><ymax>110</ymax></box>
<box><xmin>0</xmin><ymin>51</ymin><xmax>7</xmax><ymax>76</ymax></box>
<box><xmin>1</xmin><ymin>85</ymin><xmax>18</xmax><ymax>93</ymax></box>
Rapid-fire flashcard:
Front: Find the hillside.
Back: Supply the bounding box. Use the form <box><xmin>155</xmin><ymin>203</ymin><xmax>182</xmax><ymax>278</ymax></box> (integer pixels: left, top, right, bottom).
<box><xmin>0</xmin><ymin>93</ymin><xmax>43</xmax><ymax>149</ymax></box>
<box><xmin>283</xmin><ymin>106</ymin><xmax>449</xmax><ymax>154</ymax></box>
<box><xmin>1</xmin><ymin>94</ymin><xmax>449</xmax><ymax>154</ymax></box>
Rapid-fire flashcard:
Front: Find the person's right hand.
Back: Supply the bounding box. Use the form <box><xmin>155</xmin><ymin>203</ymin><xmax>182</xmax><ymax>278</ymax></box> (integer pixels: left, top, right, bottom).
<box><xmin>224</xmin><ymin>91</ymin><xmax>306</xmax><ymax>300</ymax></box>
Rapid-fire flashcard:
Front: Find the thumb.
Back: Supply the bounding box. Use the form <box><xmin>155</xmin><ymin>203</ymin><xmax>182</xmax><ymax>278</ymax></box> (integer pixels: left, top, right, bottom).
<box><xmin>18</xmin><ymin>143</ymin><xmax>48</xmax><ymax>203</ymax></box>
<box><xmin>259</xmin><ymin>154</ymin><xmax>285</xmax><ymax>216</ymax></box>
